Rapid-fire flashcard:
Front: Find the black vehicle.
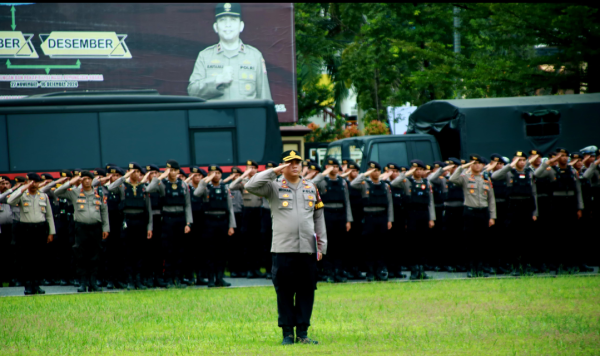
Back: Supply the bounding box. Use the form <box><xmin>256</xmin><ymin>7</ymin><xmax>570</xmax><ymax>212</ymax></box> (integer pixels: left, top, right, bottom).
<box><xmin>0</xmin><ymin>90</ymin><xmax>282</xmax><ymax>177</ymax></box>
<box><xmin>325</xmin><ymin>134</ymin><xmax>442</xmax><ymax>170</ymax></box>
<box><xmin>407</xmin><ymin>93</ymin><xmax>600</xmax><ymax>159</ymax></box>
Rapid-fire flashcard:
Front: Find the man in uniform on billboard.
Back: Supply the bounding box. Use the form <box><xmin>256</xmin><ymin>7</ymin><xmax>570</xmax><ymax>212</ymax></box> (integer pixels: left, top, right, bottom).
<box><xmin>188</xmin><ymin>3</ymin><xmax>272</xmax><ymax>101</ymax></box>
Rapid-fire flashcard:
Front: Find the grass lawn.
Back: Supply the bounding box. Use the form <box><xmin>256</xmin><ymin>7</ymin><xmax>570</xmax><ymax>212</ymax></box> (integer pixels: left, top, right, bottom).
<box><xmin>1</xmin><ymin>276</ymin><xmax>599</xmax><ymax>355</ymax></box>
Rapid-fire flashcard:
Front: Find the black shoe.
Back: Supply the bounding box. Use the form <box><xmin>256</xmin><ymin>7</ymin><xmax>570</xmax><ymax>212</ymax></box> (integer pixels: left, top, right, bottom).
<box><xmin>266</xmin><ymin>273</ymin><xmax>272</xmax><ymax>279</ymax></box>
<box><xmin>282</xmin><ymin>335</ymin><xmax>295</xmax><ymax>346</ymax></box>
<box><xmin>334</xmin><ymin>274</ymin><xmax>348</xmax><ymax>283</ymax></box>
<box><xmin>497</xmin><ymin>266</ymin><xmax>510</xmax><ymax>275</ymax></box>
<box><xmin>114</xmin><ymin>280</ymin><xmax>127</xmax><ymax>289</ymax></box>
<box><xmin>41</xmin><ymin>278</ymin><xmax>52</xmax><ymax>286</ymax></box>
<box><xmin>456</xmin><ymin>265</ymin><xmax>468</xmax><ymax>272</ymax></box>
<box><xmin>366</xmin><ymin>272</ymin><xmax>374</xmax><ymax>282</ymax></box>
<box><xmin>96</xmin><ymin>279</ymin><xmax>104</xmax><ymax>287</ymax></box>
<box><xmin>388</xmin><ymin>271</ymin><xmax>396</xmax><ymax>278</ymax></box>
<box><xmin>135</xmin><ymin>275</ymin><xmax>148</xmax><ymax>290</ymax></box>
<box><xmin>354</xmin><ymin>271</ymin><xmax>366</xmax><ymax>280</ymax></box>
<box><xmin>77</xmin><ymin>283</ymin><xmax>87</xmax><ymax>293</ymax></box>
<box><xmin>568</xmin><ymin>266</ymin><xmax>580</xmax><ymax>275</ymax></box>
<box><xmin>296</xmin><ymin>337</ymin><xmax>319</xmax><ymax>345</ymax></box>
<box><xmin>24</xmin><ymin>282</ymin><xmax>35</xmax><ymax>295</ymax></box>
<box><xmin>88</xmin><ymin>278</ymin><xmax>101</xmax><ymax>292</ymax></box>
<box><xmin>346</xmin><ymin>271</ymin><xmax>356</xmax><ymax>279</ymax></box>
<box><xmin>230</xmin><ymin>272</ymin><xmax>239</xmax><ymax>278</ymax></box>
<box><xmin>254</xmin><ymin>270</ymin><xmax>266</xmax><ymax>278</ymax></box>
<box><xmin>34</xmin><ymin>285</ymin><xmax>46</xmax><ymax>294</ymax></box>
<box><xmin>166</xmin><ymin>279</ymin><xmax>175</xmax><ymax>289</ymax></box>
<box><xmin>400</xmin><ymin>266</ymin><xmax>409</xmax><ymax>271</ymax></box>
<box><xmin>419</xmin><ymin>266</ymin><xmax>432</xmax><ymax>280</ymax></box>
<box><xmin>246</xmin><ymin>270</ymin><xmax>255</xmax><ymax>279</ymax></box>
<box><xmin>238</xmin><ymin>271</ymin><xmax>247</xmax><ymax>278</ymax></box>
<box><xmin>106</xmin><ymin>280</ymin><xmax>114</xmax><ymax>289</ymax></box>
<box><xmin>181</xmin><ymin>278</ymin><xmax>191</xmax><ymax>286</ymax></box>
<box><xmin>466</xmin><ymin>272</ymin><xmax>475</xmax><ymax>278</ymax></box>
<box><xmin>397</xmin><ymin>273</ymin><xmax>407</xmax><ymax>279</ymax></box>
<box><xmin>156</xmin><ymin>278</ymin><xmax>168</xmax><ymax>288</ymax></box>
<box><xmin>173</xmin><ymin>277</ymin><xmax>187</xmax><ymax>289</ymax></box>
<box><xmin>207</xmin><ymin>273</ymin><xmax>216</xmax><ymax>288</ymax></box>
<box><xmin>59</xmin><ymin>279</ymin><xmax>69</xmax><ymax>286</ymax></box>
<box><xmin>196</xmin><ymin>277</ymin><xmax>209</xmax><ymax>286</ymax></box>
<box><xmin>72</xmin><ymin>279</ymin><xmax>80</xmax><ymax>287</ymax></box>
<box><xmin>443</xmin><ymin>266</ymin><xmax>456</xmax><ymax>273</ymax></box>
<box><xmin>326</xmin><ymin>275</ymin><xmax>335</xmax><ymax>283</ymax></box>
<box><xmin>127</xmin><ymin>275</ymin><xmax>136</xmax><ymax>291</ymax></box>
<box><xmin>375</xmin><ymin>270</ymin><xmax>388</xmax><ymax>282</ymax></box>
<box><xmin>215</xmin><ymin>274</ymin><xmax>231</xmax><ymax>287</ymax></box>
<box><xmin>557</xmin><ymin>266</ymin><xmax>570</xmax><ymax>275</ymax></box>
<box><xmin>409</xmin><ymin>266</ymin><xmax>419</xmax><ymax>280</ymax></box>
<box><xmin>579</xmin><ymin>264</ymin><xmax>594</xmax><ymax>272</ymax></box>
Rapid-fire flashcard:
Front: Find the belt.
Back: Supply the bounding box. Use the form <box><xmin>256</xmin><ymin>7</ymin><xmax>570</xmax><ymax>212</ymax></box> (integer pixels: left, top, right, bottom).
<box><xmin>324</xmin><ymin>203</ymin><xmax>344</xmax><ymax>209</ymax></box>
<box><xmin>537</xmin><ymin>194</ymin><xmax>549</xmax><ymax>198</ymax></box>
<box><xmin>554</xmin><ymin>191</ymin><xmax>575</xmax><ymax>197</ymax></box>
<box><xmin>163</xmin><ymin>211</ymin><xmax>185</xmax><ymax>216</ymax></box>
<box><xmin>205</xmin><ymin>211</ymin><xmax>227</xmax><ymax>215</ymax></box>
<box><xmin>495</xmin><ymin>198</ymin><xmax>506</xmax><ymax>203</ymax></box>
<box><xmin>464</xmin><ymin>206</ymin><xmax>488</xmax><ymax>212</ymax></box>
<box><xmin>509</xmin><ymin>196</ymin><xmax>531</xmax><ymax>200</ymax></box>
<box><xmin>364</xmin><ymin>207</ymin><xmax>386</xmax><ymax>212</ymax></box>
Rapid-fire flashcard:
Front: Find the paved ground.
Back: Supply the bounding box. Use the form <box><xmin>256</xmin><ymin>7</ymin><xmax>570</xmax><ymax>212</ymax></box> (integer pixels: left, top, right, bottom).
<box><xmin>2</xmin><ymin>267</ymin><xmax>598</xmax><ymax>297</ymax></box>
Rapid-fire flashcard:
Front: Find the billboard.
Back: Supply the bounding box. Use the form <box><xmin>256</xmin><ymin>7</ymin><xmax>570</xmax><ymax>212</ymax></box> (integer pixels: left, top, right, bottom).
<box><xmin>0</xmin><ymin>3</ymin><xmax>297</xmax><ymax>122</ymax></box>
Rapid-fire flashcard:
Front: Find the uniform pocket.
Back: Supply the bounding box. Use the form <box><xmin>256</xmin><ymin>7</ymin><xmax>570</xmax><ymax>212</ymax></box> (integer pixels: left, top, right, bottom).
<box><xmin>278</xmin><ymin>191</ymin><xmax>293</xmax><ymax>210</ymax></box>
<box><xmin>239</xmin><ymin>79</ymin><xmax>256</xmax><ymax>96</ymax></box>
<box><xmin>304</xmin><ymin>193</ymin><xmax>316</xmax><ymax>210</ymax></box>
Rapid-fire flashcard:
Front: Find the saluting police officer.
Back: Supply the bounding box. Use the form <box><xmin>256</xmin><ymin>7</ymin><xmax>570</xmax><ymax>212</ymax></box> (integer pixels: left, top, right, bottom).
<box><xmin>2</xmin><ymin>176</ymin><xmax>27</xmax><ymax>287</ymax></box>
<box><xmin>188</xmin><ymin>3</ymin><xmax>272</xmax><ymax>101</ymax></box>
<box><xmin>107</xmin><ymin>163</ymin><xmax>153</xmax><ymax>290</ymax></box>
<box><xmin>139</xmin><ymin>164</ymin><xmax>165</xmax><ymax>287</ymax></box>
<box><xmin>7</xmin><ymin>173</ymin><xmax>56</xmax><ymax>295</ymax></box>
<box><xmin>379</xmin><ymin>163</ymin><xmax>408</xmax><ymax>278</ymax></box>
<box><xmin>534</xmin><ymin>148</ymin><xmax>584</xmax><ymax>274</ymax></box>
<box><xmin>351</xmin><ymin>161</ymin><xmax>394</xmax><ymax>282</ymax></box>
<box><xmin>184</xmin><ymin>166</ymin><xmax>209</xmax><ymax>285</ymax></box>
<box><xmin>312</xmin><ymin>157</ymin><xmax>352</xmax><ymax>283</ymax></box>
<box><xmin>340</xmin><ymin>160</ymin><xmax>366</xmax><ymax>280</ymax></box>
<box><xmin>0</xmin><ymin>176</ymin><xmax>15</xmax><ymax>286</ymax></box>
<box><xmin>391</xmin><ymin>160</ymin><xmax>436</xmax><ymax>280</ymax></box>
<box><xmin>260</xmin><ymin>161</ymin><xmax>278</xmax><ymax>279</ymax></box>
<box><xmin>55</xmin><ymin>171</ymin><xmax>109</xmax><ymax>292</ymax></box>
<box><xmin>221</xmin><ymin>166</ymin><xmax>244</xmax><ymax>277</ymax></box>
<box><xmin>428</xmin><ymin>161</ymin><xmax>458</xmax><ymax>273</ymax></box>
<box><xmin>492</xmin><ymin>151</ymin><xmax>538</xmax><ymax>275</ymax></box>
<box><xmin>581</xmin><ymin>150</ymin><xmax>600</xmax><ymax>269</ymax></box>
<box><xmin>449</xmin><ymin>155</ymin><xmax>497</xmax><ymax>278</ymax></box>
<box><xmin>245</xmin><ymin>150</ymin><xmax>326</xmax><ymax>345</ymax></box>
<box><xmin>230</xmin><ymin>160</ymin><xmax>267</xmax><ymax>278</ymax></box>
<box><xmin>193</xmin><ymin>165</ymin><xmax>236</xmax><ymax>288</ymax></box>
<box><xmin>146</xmin><ymin>160</ymin><xmax>193</xmax><ymax>288</ymax></box>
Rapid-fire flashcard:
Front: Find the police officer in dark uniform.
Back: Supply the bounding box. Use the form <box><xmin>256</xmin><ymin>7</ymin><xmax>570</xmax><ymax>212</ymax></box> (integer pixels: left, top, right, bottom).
<box><xmin>0</xmin><ymin>176</ymin><xmax>16</xmax><ymax>286</ymax></box>
<box><xmin>146</xmin><ymin>160</ymin><xmax>193</xmax><ymax>288</ymax></box>
<box><xmin>427</xmin><ymin>161</ymin><xmax>448</xmax><ymax>272</ymax></box>
<box><xmin>486</xmin><ymin>153</ymin><xmax>510</xmax><ymax>273</ymax></box>
<box><xmin>339</xmin><ymin>160</ymin><xmax>366</xmax><ymax>280</ymax></box>
<box><xmin>351</xmin><ymin>161</ymin><xmax>394</xmax><ymax>281</ymax></box>
<box><xmin>140</xmin><ymin>164</ymin><xmax>166</xmax><ymax>287</ymax></box>
<box><xmin>186</xmin><ymin>166</ymin><xmax>210</xmax><ymax>285</ymax></box>
<box><xmin>7</xmin><ymin>173</ymin><xmax>56</xmax><ymax>295</ymax></box>
<box><xmin>222</xmin><ymin>166</ymin><xmax>245</xmax><ymax>277</ymax></box>
<box><xmin>230</xmin><ymin>160</ymin><xmax>266</xmax><ymax>278</ymax></box>
<box><xmin>380</xmin><ymin>163</ymin><xmax>408</xmax><ymax>278</ymax></box>
<box><xmin>312</xmin><ymin>157</ymin><xmax>353</xmax><ymax>283</ymax></box>
<box><xmin>391</xmin><ymin>160</ymin><xmax>436</xmax><ymax>280</ymax></box>
<box><xmin>492</xmin><ymin>151</ymin><xmax>538</xmax><ymax>275</ymax></box>
<box><xmin>108</xmin><ymin>162</ymin><xmax>153</xmax><ymax>290</ymax></box>
<box><xmin>193</xmin><ymin>165</ymin><xmax>236</xmax><ymax>287</ymax></box>
<box><xmin>535</xmin><ymin>148</ymin><xmax>584</xmax><ymax>274</ymax></box>
<box><xmin>581</xmin><ymin>149</ymin><xmax>600</xmax><ymax>270</ymax></box>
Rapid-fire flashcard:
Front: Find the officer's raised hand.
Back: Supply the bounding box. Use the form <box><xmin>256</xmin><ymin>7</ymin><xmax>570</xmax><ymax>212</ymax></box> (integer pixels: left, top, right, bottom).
<box><xmin>405</xmin><ymin>167</ymin><xmax>416</xmax><ymax>177</ymax></box>
<box><xmin>56</xmin><ymin>177</ymin><xmax>69</xmax><ymax>184</ymax></box>
<box><xmin>70</xmin><ymin>175</ymin><xmax>81</xmax><ymax>186</ymax></box>
<box><xmin>158</xmin><ymin>168</ymin><xmax>171</xmax><ymax>181</ymax></box>
<box><xmin>273</xmin><ymin>163</ymin><xmax>290</xmax><ymax>175</ymax></box>
<box><xmin>203</xmin><ymin>171</ymin><xmax>216</xmax><ymax>183</ymax></box>
<box><xmin>442</xmin><ymin>164</ymin><xmax>455</xmax><ymax>172</ymax></box>
<box><xmin>322</xmin><ymin>166</ymin><xmax>334</xmax><ymax>176</ymax></box>
<box><xmin>461</xmin><ymin>161</ymin><xmax>474</xmax><ymax>169</ymax></box>
<box><xmin>340</xmin><ymin>170</ymin><xmax>352</xmax><ymax>178</ymax></box>
<box><xmin>99</xmin><ymin>174</ymin><xmax>112</xmax><ymax>185</ymax></box>
<box><xmin>510</xmin><ymin>156</ymin><xmax>520</xmax><ymax>169</ymax></box>
<box><xmin>103</xmin><ymin>232</ymin><xmax>109</xmax><ymax>240</ymax></box>
<box><xmin>147</xmin><ymin>231</ymin><xmax>152</xmax><ymax>239</ymax></box>
<box><xmin>529</xmin><ymin>154</ymin><xmax>539</xmax><ymax>164</ymax></box>
<box><xmin>364</xmin><ymin>168</ymin><xmax>377</xmax><ymax>177</ymax></box>
<box><xmin>546</xmin><ymin>154</ymin><xmax>561</xmax><ymax>166</ymax></box>
<box><xmin>141</xmin><ymin>171</ymin><xmax>152</xmax><ymax>184</ymax></box>
<box><xmin>228</xmin><ymin>227</ymin><xmax>235</xmax><ymax>236</ymax></box>
<box><xmin>240</xmin><ymin>167</ymin><xmax>252</xmax><ymax>179</ymax></box>
<box><xmin>379</xmin><ymin>171</ymin><xmax>392</xmax><ymax>181</ymax></box>
<box><xmin>124</xmin><ymin>170</ymin><xmax>134</xmax><ymax>179</ymax></box>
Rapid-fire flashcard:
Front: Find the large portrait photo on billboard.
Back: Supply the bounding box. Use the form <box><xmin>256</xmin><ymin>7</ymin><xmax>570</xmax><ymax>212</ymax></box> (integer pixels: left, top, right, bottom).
<box><xmin>0</xmin><ymin>3</ymin><xmax>297</xmax><ymax>122</ymax></box>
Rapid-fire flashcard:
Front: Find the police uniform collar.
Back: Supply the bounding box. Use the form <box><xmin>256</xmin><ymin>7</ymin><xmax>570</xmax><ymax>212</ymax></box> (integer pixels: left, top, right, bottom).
<box><xmin>216</xmin><ymin>40</ymin><xmax>245</xmax><ymax>54</ymax></box>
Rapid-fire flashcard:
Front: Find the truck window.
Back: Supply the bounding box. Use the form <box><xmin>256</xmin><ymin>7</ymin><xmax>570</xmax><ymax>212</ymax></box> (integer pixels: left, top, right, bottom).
<box><xmin>326</xmin><ymin>145</ymin><xmax>342</xmax><ymax>162</ymax></box>
<box><xmin>413</xmin><ymin>140</ymin><xmax>434</xmax><ymax>163</ymax></box>
<box><xmin>369</xmin><ymin>142</ymin><xmax>408</xmax><ymax>166</ymax></box>
<box><xmin>193</xmin><ymin>131</ymin><xmax>234</xmax><ymax>165</ymax></box>
<box><xmin>349</xmin><ymin>144</ymin><xmax>364</xmax><ymax>166</ymax></box>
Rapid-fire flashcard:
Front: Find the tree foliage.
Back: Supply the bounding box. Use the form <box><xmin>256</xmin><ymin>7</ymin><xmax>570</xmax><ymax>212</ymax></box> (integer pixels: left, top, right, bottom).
<box><xmin>294</xmin><ymin>3</ymin><xmax>600</xmax><ymax>133</ymax></box>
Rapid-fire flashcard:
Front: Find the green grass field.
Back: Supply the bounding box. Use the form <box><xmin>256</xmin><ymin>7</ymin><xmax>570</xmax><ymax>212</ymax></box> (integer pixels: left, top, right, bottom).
<box><xmin>1</xmin><ymin>276</ymin><xmax>599</xmax><ymax>355</ymax></box>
